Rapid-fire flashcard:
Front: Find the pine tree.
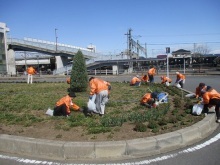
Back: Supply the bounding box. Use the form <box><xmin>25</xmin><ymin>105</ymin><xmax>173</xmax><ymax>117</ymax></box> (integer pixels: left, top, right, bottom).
<box><xmin>70</xmin><ymin>50</ymin><xmax>88</xmax><ymax>92</ymax></box>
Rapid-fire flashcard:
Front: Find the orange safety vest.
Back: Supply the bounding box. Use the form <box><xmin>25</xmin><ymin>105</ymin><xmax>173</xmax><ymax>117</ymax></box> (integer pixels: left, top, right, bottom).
<box><xmin>56</xmin><ymin>95</ymin><xmax>80</xmax><ymax>114</ymax></box>
<box><xmin>140</xmin><ymin>93</ymin><xmax>152</xmax><ymax>104</ymax></box>
<box><xmin>176</xmin><ymin>73</ymin><xmax>185</xmax><ymax>80</ymax></box>
<box><xmin>148</xmin><ymin>68</ymin><xmax>156</xmax><ymax>76</ymax></box>
<box><xmin>89</xmin><ymin>78</ymin><xmax>109</xmax><ymax>95</ymax></box>
<box><xmin>66</xmin><ymin>77</ymin><xmax>71</xmax><ymax>84</ymax></box>
<box><xmin>27</xmin><ymin>67</ymin><xmax>36</xmax><ymax>75</ymax></box>
<box><xmin>141</xmin><ymin>75</ymin><xmax>149</xmax><ymax>82</ymax></box>
<box><xmin>130</xmin><ymin>77</ymin><xmax>141</xmax><ymax>85</ymax></box>
<box><xmin>202</xmin><ymin>89</ymin><xmax>220</xmax><ymax>104</ymax></box>
<box><xmin>161</xmin><ymin>76</ymin><xmax>172</xmax><ymax>84</ymax></box>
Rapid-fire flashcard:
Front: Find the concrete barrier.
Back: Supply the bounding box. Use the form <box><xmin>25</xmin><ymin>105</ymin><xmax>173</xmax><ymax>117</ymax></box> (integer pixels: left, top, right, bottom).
<box><xmin>0</xmin><ymin>112</ymin><xmax>218</xmax><ymax>161</ymax></box>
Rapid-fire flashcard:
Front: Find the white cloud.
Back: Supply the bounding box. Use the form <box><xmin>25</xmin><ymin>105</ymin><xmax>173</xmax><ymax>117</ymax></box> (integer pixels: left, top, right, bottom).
<box><xmin>210</xmin><ymin>49</ymin><xmax>220</xmax><ymax>54</ymax></box>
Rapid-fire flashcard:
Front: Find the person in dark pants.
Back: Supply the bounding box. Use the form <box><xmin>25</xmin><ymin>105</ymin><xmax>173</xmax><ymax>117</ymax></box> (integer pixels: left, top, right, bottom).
<box><xmin>147</xmin><ymin>66</ymin><xmax>156</xmax><ymax>83</ymax></box>
<box><xmin>46</xmin><ymin>92</ymin><xmax>83</xmax><ymax>117</ymax></box>
<box><xmin>130</xmin><ymin>75</ymin><xmax>141</xmax><ymax>86</ymax></box>
<box><xmin>202</xmin><ymin>86</ymin><xmax>220</xmax><ymax>123</ymax></box>
<box><xmin>175</xmin><ymin>72</ymin><xmax>185</xmax><ymax>88</ymax></box>
<box><xmin>140</xmin><ymin>92</ymin><xmax>158</xmax><ymax>108</ymax></box>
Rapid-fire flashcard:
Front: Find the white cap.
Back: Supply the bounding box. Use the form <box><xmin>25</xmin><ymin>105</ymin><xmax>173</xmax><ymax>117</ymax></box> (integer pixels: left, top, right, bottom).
<box><xmin>176</xmin><ymin>72</ymin><xmax>179</xmax><ymax>74</ymax></box>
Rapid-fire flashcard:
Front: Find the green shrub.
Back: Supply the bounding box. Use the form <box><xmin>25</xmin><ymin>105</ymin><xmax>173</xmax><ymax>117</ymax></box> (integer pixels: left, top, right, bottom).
<box><xmin>148</xmin><ymin>120</ymin><xmax>159</xmax><ymax>129</ymax></box>
<box><xmin>70</xmin><ymin>50</ymin><xmax>88</xmax><ymax>92</ymax></box>
<box><xmin>134</xmin><ymin>122</ymin><xmax>147</xmax><ymax>132</ymax></box>
<box><xmin>87</xmin><ymin>126</ymin><xmax>111</xmax><ymax>134</ymax></box>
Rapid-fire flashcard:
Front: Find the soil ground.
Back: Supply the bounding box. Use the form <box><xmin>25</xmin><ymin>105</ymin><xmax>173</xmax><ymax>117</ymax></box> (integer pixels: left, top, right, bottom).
<box><xmin>0</xmin><ymin>109</ymin><xmax>203</xmax><ymax>142</ymax></box>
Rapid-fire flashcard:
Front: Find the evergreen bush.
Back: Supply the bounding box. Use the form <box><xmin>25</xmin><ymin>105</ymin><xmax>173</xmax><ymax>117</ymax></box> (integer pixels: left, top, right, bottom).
<box><xmin>70</xmin><ymin>50</ymin><xmax>88</xmax><ymax>92</ymax></box>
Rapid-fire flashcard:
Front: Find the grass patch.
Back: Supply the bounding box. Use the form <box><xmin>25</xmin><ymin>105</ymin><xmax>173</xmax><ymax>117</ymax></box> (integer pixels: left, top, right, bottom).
<box><xmin>0</xmin><ymin>82</ymin><xmax>204</xmax><ymax>137</ymax></box>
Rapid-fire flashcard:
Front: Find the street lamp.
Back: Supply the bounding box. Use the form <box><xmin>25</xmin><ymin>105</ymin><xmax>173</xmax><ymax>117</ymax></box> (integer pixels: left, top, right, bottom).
<box><xmin>55</xmin><ymin>28</ymin><xmax>58</xmax><ymax>52</ymax></box>
<box><xmin>166</xmin><ymin>47</ymin><xmax>170</xmax><ymax>78</ymax></box>
<box><xmin>183</xmin><ymin>55</ymin><xmax>186</xmax><ymax>74</ymax></box>
<box><xmin>37</xmin><ymin>55</ymin><xmax>40</xmax><ymax>76</ymax></box>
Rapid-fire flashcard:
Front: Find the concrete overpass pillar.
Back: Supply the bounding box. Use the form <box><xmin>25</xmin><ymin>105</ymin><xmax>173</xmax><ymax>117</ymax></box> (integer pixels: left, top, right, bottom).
<box><xmin>7</xmin><ymin>49</ymin><xmax>16</xmax><ymax>75</ymax></box>
<box><xmin>55</xmin><ymin>56</ymin><xmax>69</xmax><ymax>69</ymax></box>
<box><xmin>112</xmin><ymin>65</ymin><xmax>118</xmax><ymax>75</ymax></box>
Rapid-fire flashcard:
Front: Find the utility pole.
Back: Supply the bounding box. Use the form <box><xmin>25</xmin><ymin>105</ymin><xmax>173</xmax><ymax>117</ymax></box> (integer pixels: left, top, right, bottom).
<box><xmin>145</xmin><ymin>43</ymin><xmax>147</xmax><ymax>58</ymax></box>
<box><xmin>55</xmin><ymin>28</ymin><xmax>58</xmax><ymax>52</ymax></box>
<box><xmin>166</xmin><ymin>47</ymin><xmax>170</xmax><ymax>78</ymax></box>
<box><xmin>128</xmin><ymin>28</ymin><xmax>132</xmax><ymax>58</ymax></box>
<box><xmin>125</xmin><ymin>28</ymin><xmax>132</xmax><ymax>59</ymax></box>
<box><xmin>24</xmin><ymin>51</ymin><xmax>27</xmax><ymax>70</ymax></box>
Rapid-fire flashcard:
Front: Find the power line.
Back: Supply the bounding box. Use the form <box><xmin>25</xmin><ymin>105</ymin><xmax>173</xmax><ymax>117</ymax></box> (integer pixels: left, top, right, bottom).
<box><xmin>147</xmin><ymin>41</ymin><xmax>220</xmax><ymax>46</ymax></box>
<box><xmin>141</xmin><ymin>33</ymin><xmax>220</xmax><ymax>38</ymax></box>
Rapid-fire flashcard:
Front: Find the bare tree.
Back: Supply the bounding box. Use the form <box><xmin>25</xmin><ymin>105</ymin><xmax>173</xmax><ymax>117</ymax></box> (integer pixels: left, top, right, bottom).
<box><xmin>194</xmin><ymin>44</ymin><xmax>210</xmax><ymax>55</ymax></box>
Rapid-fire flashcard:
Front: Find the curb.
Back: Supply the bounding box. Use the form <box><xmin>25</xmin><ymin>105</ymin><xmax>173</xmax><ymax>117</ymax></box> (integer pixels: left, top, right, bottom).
<box><xmin>0</xmin><ymin>112</ymin><xmax>218</xmax><ymax>161</ymax></box>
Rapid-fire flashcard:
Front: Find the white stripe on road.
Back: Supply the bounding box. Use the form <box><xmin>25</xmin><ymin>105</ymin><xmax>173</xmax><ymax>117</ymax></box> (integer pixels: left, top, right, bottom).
<box><xmin>1</xmin><ymin>133</ymin><xmax>220</xmax><ymax>165</ymax></box>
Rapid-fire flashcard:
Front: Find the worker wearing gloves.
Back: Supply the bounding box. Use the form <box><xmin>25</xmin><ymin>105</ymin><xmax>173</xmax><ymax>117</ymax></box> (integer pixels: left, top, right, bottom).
<box><xmin>161</xmin><ymin>76</ymin><xmax>172</xmax><ymax>85</ymax></box>
<box><xmin>130</xmin><ymin>75</ymin><xmax>141</xmax><ymax>86</ymax></box>
<box><xmin>175</xmin><ymin>72</ymin><xmax>185</xmax><ymax>88</ymax></box>
<box><xmin>46</xmin><ymin>92</ymin><xmax>83</xmax><ymax>117</ymax></box>
<box><xmin>140</xmin><ymin>92</ymin><xmax>158</xmax><ymax>108</ymax></box>
<box><xmin>89</xmin><ymin>77</ymin><xmax>110</xmax><ymax>116</ymax></box>
<box><xmin>201</xmin><ymin>86</ymin><xmax>220</xmax><ymax>123</ymax></box>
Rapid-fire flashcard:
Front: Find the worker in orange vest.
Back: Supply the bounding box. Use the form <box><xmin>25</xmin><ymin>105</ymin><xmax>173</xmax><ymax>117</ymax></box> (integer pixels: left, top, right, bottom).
<box><xmin>130</xmin><ymin>75</ymin><xmax>141</xmax><ymax>86</ymax></box>
<box><xmin>175</xmin><ymin>72</ymin><xmax>186</xmax><ymax>88</ymax></box>
<box><xmin>161</xmin><ymin>76</ymin><xmax>172</xmax><ymax>85</ymax></box>
<box><xmin>66</xmin><ymin>77</ymin><xmax>71</xmax><ymax>84</ymax></box>
<box><xmin>140</xmin><ymin>92</ymin><xmax>158</xmax><ymax>108</ymax></box>
<box><xmin>202</xmin><ymin>86</ymin><xmax>220</xmax><ymax>123</ymax></box>
<box><xmin>89</xmin><ymin>77</ymin><xmax>110</xmax><ymax>116</ymax></box>
<box><xmin>148</xmin><ymin>66</ymin><xmax>156</xmax><ymax>83</ymax></box>
<box><xmin>26</xmin><ymin>66</ymin><xmax>37</xmax><ymax>84</ymax></box>
<box><xmin>46</xmin><ymin>92</ymin><xmax>83</xmax><ymax>117</ymax></box>
<box><xmin>141</xmin><ymin>74</ymin><xmax>149</xmax><ymax>83</ymax></box>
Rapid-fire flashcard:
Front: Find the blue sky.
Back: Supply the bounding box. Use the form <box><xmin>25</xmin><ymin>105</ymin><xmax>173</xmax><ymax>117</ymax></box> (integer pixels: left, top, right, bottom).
<box><xmin>1</xmin><ymin>0</ymin><xmax>220</xmax><ymax>57</ymax></box>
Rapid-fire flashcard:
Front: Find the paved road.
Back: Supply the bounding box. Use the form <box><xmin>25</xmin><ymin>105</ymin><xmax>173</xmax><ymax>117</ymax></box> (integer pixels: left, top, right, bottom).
<box><xmin>0</xmin><ymin>75</ymin><xmax>219</xmax><ymax>165</ymax></box>
<box><xmin>1</xmin><ymin>126</ymin><xmax>220</xmax><ymax>165</ymax></box>
<box><xmin>100</xmin><ymin>74</ymin><xmax>220</xmax><ymax>92</ymax></box>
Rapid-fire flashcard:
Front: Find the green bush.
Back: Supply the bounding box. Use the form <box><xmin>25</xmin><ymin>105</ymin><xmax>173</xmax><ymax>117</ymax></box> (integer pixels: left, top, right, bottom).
<box><xmin>134</xmin><ymin>122</ymin><xmax>147</xmax><ymax>132</ymax></box>
<box><xmin>148</xmin><ymin>120</ymin><xmax>159</xmax><ymax>129</ymax></box>
<box><xmin>70</xmin><ymin>50</ymin><xmax>88</xmax><ymax>92</ymax></box>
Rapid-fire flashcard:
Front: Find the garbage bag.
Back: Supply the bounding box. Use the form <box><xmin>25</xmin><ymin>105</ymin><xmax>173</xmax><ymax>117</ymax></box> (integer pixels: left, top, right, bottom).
<box><xmin>192</xmin><ymin>104</ymin><xmax>204</xmax><ymax>115</ymax></box>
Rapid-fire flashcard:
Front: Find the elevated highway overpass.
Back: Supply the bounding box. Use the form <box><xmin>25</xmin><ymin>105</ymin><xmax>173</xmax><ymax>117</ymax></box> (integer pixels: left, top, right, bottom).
<box><xmin>7</xmin><ymin>38</ymin><xmax>98</xmax><ymax>58</ymax></box>
<box><xmin>7</xmin><ymin>38</ymin><xmax>101</xmax><ymax>74</ymax></box>
<box><xmin>7</xmin><ymin>38</ymin><xmax>134</xmax><ymax>75</ymax></box>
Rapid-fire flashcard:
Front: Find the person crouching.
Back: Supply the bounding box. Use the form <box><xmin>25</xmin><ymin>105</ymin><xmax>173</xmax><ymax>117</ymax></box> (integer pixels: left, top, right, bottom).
<box><xmin>46</xmin><ymin>92</ymin><xmax>83</xmax><ymax>117</ymax></box>
<box><xmin>140</xmin><ymin>92</ymin><xmax>158</xmax><ymax>108</ymax></box>
<box><xmin>130</xmin><ymin>75</ymin><xmax>141</xmax><ymax>86</ymax></box>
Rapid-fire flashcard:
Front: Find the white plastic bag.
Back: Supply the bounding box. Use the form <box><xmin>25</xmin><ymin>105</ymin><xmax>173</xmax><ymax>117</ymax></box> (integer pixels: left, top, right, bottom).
<box><xmin>185</xmin><ymin>93</ymin><xmax>196</xmax><ymax>98</ymax></box>
<box><xmin>46</xmin><ymin>108</ymin><xmax>54</xmax><ymax>116</ymax></box>
<box><xmin>174</xmin><ymin>83</ymin><xmax>181</xmax><ymax>88</ymax></box>
<box><xmin>87</xmin><ymin>94</ymin><xmax>96</xmax><ymax>111</ymax></box>
<box><xmin>87</xmin><ymin>99</ymin><xmax>96</xmax><ymax>111</ymax></box>
<box><xmin>165</xmin><ymin>82</ymin><xmax>170</xmax><ymax>86</ymax></box>
<box><xmin>192</xmin><ymin>104</ymin><xmax>204</xmax><ymax>115</ymax></box>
